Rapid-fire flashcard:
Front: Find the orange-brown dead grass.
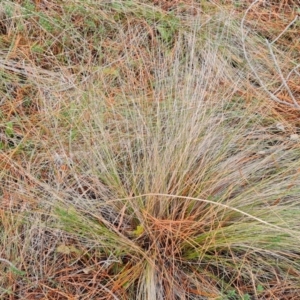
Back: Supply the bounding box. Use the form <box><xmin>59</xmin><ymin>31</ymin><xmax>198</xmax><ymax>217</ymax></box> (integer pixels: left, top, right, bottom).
<box><xmin>1</xmin><ymin>1</ymin><xmax>300</xmax><ymax>299</ymax></box>
<box><xmin>237</xmin><ymin>0</ymin><xmax>300</xmax><ymax>123</ymax></box>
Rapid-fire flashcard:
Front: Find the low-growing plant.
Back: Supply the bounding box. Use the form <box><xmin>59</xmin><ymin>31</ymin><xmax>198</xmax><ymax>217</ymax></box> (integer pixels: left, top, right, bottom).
<box><xmin>1</xmin><ymin>1</ymin><xmax>300</xmax><ymax>299</ymax></box>
<box><xmin>41</xmin><ymin>26</ymin><xmax>300</xmax><ymax>298</ymax></box>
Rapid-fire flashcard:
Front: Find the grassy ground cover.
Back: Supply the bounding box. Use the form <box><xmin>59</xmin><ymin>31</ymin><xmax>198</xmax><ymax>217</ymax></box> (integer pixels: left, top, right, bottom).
<box><xmin>0</xmin><ymin>0</ymin><xmax>300</xmax><ymax>299</ymax></box>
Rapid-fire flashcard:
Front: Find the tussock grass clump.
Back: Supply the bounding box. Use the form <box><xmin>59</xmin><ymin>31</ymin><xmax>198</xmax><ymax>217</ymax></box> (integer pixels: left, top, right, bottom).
<box><xmin>0</xmin><ymin>1</ymin><xmax>300</xmax><ymax>299</ymax></box>
<box><xmin>48</xmin><ymin>37</ymin><xmax>300</xmax><ymax>299</ymax></box>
